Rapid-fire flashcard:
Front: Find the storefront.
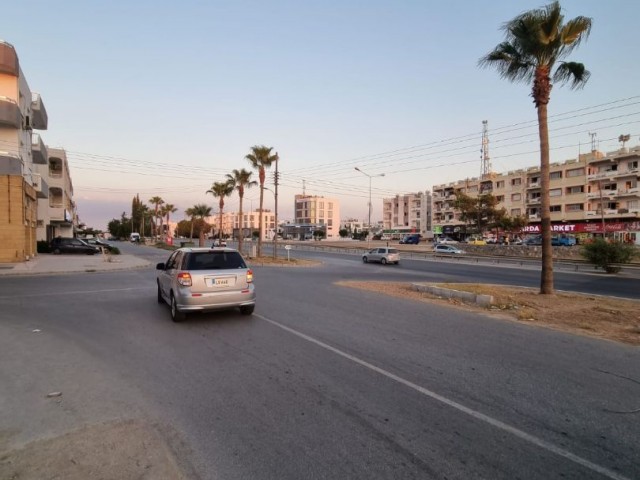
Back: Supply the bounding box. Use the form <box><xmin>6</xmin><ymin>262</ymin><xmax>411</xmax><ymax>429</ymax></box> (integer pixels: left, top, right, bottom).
<box><xmin>522</xmin><ymin>221</ymin><xmax>640</xmax><ymax>245</ymax></box>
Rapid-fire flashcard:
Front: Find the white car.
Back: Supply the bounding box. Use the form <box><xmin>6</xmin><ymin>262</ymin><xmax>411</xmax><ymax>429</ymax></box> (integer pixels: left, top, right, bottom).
<box><xmin>436</xmin><ymin>236</ymin><xmax>459</xmax><ymax>244</ymax></box>
<box><xmin>434</xmin><ymin>244</ymin><xmax>465</xmax><ymax>254</ymax></box>
<box><xmin>362</xmin><ymin>247</ymin><xmax>400</xmax><ymax>265</ymax></box>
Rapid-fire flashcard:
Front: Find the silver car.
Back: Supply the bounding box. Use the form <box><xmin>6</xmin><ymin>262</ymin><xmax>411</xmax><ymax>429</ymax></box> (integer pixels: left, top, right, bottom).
<box><xmin>362</xmin><ymin>247</ymin><xmax>400</xmax><ymax>265</ymax></box>
<box><xmin>156</xmin><ymin>247</ymin><xmax>255</xmax><ymax>322</ymax></box>
<box><xmin>433</xmin><ymin>244</ymin><xmax>465</xmax><ymax>254</ymax></box>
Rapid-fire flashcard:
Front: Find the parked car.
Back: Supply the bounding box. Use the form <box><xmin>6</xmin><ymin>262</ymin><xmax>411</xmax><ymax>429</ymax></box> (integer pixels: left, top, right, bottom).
<box><xmin>84</xmin><ymin>238</ymin><xmax>115</xmax><ymax>251</ymax></box>
<box><xmin>362</xmin><ymin>247</ymin><xmax>400</xmax><ymax>265</ymax></box>
<box><xmin>156</xmin><ymin>247</ymin><xmax>255</xmax><ymax>322</ymax></box>
<box><xmin>523</xmin><ymin>235</ymin><xmax>543</xmax><ymax>246</ymax></box>
<box><xmin>399</xmin><ymin>234</ymin><xmax>421</xmax><ymax>245</ymax></box>
<box><xmin>465</xmin><ymin>236</ymin><xmax>487</xmax><ymax>245</ymax></box>
<box><xmin>433</xmin><ymin>244</ymin><xmax>466</xmax><ymax>254</ymax></box>
<box><xmin>436</xmin><ymin>236</ymin><xmax>459</xmax><ymax>244</ymax></box>
<box><xmin>130</xmin><ymin>232</ymin><xmax>141</xmax><ymax>243</ymax></box>
<box><xmin>50</xmin><ymin>237</ymin><xmax>100</xmax><ymax>255</ymax></box>
<box><xmin>212</xmin><ymin>240</ymin><xmax>227</xmax><ymax>247</ymax></box>
<box><xmin>552</xmin><ymin>234</ymin><xmax>577</xmax><ymax>246</ymax></box>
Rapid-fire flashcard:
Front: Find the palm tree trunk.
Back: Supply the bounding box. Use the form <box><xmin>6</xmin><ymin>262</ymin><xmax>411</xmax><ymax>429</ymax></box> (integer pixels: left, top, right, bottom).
<box><xmin>536</xmin><ymin>98</ymin><xmax>554</xmax><ymax>294</ymax></box>
<box><xmin>189</xmin><ymin>217</ymin><xmax>194</xmax><ymax>241</ymax></box>
<box><xmin>238</xmin><ymin>195</ymin><xmax>244</xmax><ymax>255</ymax></box>
<box><xmin>199</xmin><ymin>221</ymin><xmax>205</xmax><ymax>247</ymax></box>
<box><xmin>258</xmin><ymin>181</ymin><xmax>264</xmax><ymax>257</ymax></box>
<box><xmin>219</xmin><ymin>199</ymin><xmax>224</xmax><ymax>244</ymax></box>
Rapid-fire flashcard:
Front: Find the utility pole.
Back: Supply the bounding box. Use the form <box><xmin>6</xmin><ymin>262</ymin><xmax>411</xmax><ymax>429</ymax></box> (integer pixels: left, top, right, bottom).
<box><xmin>273</xmin><ymin>154</ymin><xmax>279</xmax><ymax>259</ymax></box>
<box><xmin>481</xmin><ymin>120</ymin><xmax>491</xmax><ymax>179</ymax></box>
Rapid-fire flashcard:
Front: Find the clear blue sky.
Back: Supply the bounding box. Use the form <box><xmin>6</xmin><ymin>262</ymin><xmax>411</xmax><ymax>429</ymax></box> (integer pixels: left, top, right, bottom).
<box><xmin>4</xmin><ymin>0</ymin><xmax>639</xmax><ymax>230</ymax></box>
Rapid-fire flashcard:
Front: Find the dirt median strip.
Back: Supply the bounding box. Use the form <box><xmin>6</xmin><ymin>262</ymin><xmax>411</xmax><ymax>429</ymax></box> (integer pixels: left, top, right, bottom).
<box><xmin>0</xmin><ymin>419</ymin><xmax>187</xmax><ymax>480</ymax></box>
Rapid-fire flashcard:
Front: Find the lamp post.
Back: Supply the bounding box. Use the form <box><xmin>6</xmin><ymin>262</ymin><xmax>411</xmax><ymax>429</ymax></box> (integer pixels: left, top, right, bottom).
<box><xmin>354</xmin><ymin>167</ymin><xmax>385</xmax><ymax>239</ymax></box>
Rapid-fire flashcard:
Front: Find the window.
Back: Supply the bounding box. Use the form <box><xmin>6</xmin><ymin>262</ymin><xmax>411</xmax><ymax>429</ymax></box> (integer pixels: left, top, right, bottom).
<box><xmin>511</xmin><ymin>193</ymin><xmax>521</xmax><ymax>201</ymax></box>
<box><xmin>603</xmin><ymin>183</ymin><xmax>617</xmax><ymax>191</ymax></box>
<box><xmin>550</xmin><ymin>171</ymin><xmax>562</xmax><ymax>180</ymax></box>
<box><xmin>496</xmin><ymin>195</ymin><xmax>504</xmax><ymax>202</ymax></box>
<box><xmin>529</xmin><ymin>176</ymin><xmax>540</xmax><ymax>185</ymax></box>
<box><xmin>496</xmin><ymin>181</ymin><xmax>505</xmax><ymax>188</ymax></box>
<box><xmin>511</xmin><ymin>208</ymin><xmax>521</xmax><ymax>216</ymax></box>
<box><xmin>566</xmin><ymin>203</ymin><xmax>584</xmax><ymax>211</ymax></box>
<box><xmin>468</xmin><ymin>185</ymin><xmax>478</xmax><ymax>192</ymax></box>
<box><xmin>549</xmin><ymin>205</ymin><xmax>561</xmax><ymax>212</ymax></box>
<box><xmin>566</xmin><ymin>186</ymin><xmax>584</xmax><ymax>194</ymax></box>
<box><xmin>549</xmin><ymin>188</ymin><xmax>562</xmax><ymax>197</ymax></box>
<box><xmin>629</xmin><ymin>161</ymin><xmax>638</xmax><ymax>170</ymax></box>
<box><xmin>512</xmin><ymin>178</ymin><xmax>522</xmax><ymax>186</ymax></box>
<box><xmin>567</xmin><ymin>167</ymin><xmax>585</xmax><ymax>178</ymax></box>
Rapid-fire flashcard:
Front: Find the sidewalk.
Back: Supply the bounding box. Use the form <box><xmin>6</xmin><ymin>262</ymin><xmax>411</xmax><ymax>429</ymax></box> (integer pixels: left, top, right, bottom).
<box><xmin>0</xmin><ymin>252</ymin><xmax>151</xmax><ymax>276</ymax></box>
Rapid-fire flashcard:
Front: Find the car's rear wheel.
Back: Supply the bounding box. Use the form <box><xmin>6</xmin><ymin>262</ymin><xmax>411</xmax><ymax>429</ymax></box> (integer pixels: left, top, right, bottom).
<box><xmin>240</xmin><ymin>305</ymin><xmax>255</xmax><ymax>316</ymax></box>
<box><xmin>170</xmin><ymin>293</ymin><xmax>185</xmax><ymax>322</ymax></box>
<box><xmin>53</xmin><ymin>248</ymin><xmax>61</xmax><ymax>255</ymax></box>
<box><xmin>362</xmin><ymin>256</ymin><xmax>368</xmax><ymax>263</ymax></box>
<box><xmin>157</xmin><ymin>283</ymin><xmax>164</xmax><ymax>304</ymax></box>
<box><xmin>381</xmin><ymin>258</ymin><xmax>387</xmax><ymax>265</ymax></box>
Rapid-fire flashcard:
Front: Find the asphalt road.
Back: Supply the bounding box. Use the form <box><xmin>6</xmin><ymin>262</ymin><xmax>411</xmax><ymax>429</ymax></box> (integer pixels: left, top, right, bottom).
<box><xmin>1</xmin><ymin>243</ymin><xmax>638</xmax><ymax>479</ymax></box>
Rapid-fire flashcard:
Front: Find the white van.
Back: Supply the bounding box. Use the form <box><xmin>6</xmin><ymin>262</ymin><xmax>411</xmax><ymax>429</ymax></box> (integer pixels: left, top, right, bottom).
<box><xmin>130</xmin><ymin>232</ymin><xmax>141</xmax><ymax>243</ymax></box>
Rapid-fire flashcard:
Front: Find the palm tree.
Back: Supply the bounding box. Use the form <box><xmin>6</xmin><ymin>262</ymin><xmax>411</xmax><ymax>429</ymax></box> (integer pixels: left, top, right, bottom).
<box><xmin>245</xmin><ymin>145</ymin><xmax>279</xmax><ymax>256</ymax></box>
<box><xmin>148</xmin><ymin>196</ymin><xmax>165</xmax><ymax>240</ymax></box>
<box><xmin>162</xmin><ymin>203</ymin><xmax>178</xmax><ymax>240</ymax></box>
<box><xmin>226</xmin><ymin>168</ymin><xmax>257</xmax><ymax>255</ymax></box>
<box><xmin>206</xmin><ymin>180</ymin><xmax>235</xmax><ymax>245</ymax></box>
<box><xmin>191</xmin><ymin>203</ymin><xmax>212</xmax><ymax>247</ymax></box>
<box><xmin>479</xmin><ymin>1</ymin><xmax>591</xmax><ymax>294</ymax></box>
<box><xmin>185</xmin><ymin>207</ymin><xmax>196</xmax><ymax>240</ymax></box>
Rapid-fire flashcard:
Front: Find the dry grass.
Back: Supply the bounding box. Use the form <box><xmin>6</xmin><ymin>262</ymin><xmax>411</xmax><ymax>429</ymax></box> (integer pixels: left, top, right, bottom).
<box><xmin>247</xmin><ymin>256</ymin><xmax>320</xmax><ymax>267</ymax></box>
<box><xmin>337</xmin><ymin>281</ymin><xmax>640</xmax><ymax>345</ymax></box>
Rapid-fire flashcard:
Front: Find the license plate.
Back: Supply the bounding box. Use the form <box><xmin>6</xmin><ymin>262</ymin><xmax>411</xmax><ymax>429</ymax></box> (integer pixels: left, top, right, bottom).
<box><xmin>206</xmin><ymin>276</ymin><xmax>235</xmax><ymax>287</ymax></box>
<box><xmin>214</xmin><ymin>278</ymin><xmax>229</xmax><ymax>286</ymax></box>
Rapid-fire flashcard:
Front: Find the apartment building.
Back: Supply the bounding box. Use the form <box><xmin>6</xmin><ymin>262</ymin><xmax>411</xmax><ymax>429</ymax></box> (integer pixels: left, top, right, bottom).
<box><xmin>34</xmin><ymin>147</ymin><xmax>76</xmax><ymax>241</ymax></box>
<box><xmin>0</xmin><ymin>41</ymin><xmax>48</xmax><ymax>262</ymax></box>
<box><xmin>294</xmin><ymin>194</ymin><xmax>340</xmax><ymax>239</ymax></box>
<box><xmin>432</xmin><ymin>146</ymin><xmax>640</xmax><ymax>242</ymax></box>
<box><xmin>382</xmin><ymin>191</ymin><xmax>432</xmax><ymax>237</ymax></box>
<box><xmin>211</xmin><ymin>209</ymin><xmax>277</xmax><ymax>240</ymax></box>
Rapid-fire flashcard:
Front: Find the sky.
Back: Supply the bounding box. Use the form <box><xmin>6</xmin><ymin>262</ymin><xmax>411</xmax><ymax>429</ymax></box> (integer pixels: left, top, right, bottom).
<box><xmin>3</xmin><ymin>0</ymin><xmax>640</xmax><ymax>231</ymax></box>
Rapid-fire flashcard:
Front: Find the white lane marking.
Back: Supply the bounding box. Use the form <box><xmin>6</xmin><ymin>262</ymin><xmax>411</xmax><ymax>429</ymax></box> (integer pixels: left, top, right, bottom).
<box><xmin>256</xmin><ymin>313</ymin><xmax>631</xmax><ymax>480</ymax></box>
<box><xmin>0</xmin><ymin>287</ymin><xmax>149</xmax><ymax>299</ymax></box>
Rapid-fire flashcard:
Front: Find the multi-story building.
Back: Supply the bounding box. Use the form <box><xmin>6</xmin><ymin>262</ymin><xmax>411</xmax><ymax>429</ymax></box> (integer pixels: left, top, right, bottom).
<box><xmin>382</xmin><ymin>191</ymin><xmax>432</xmax><ymax>238</ymax></box>
<box><xmin>432</xmin><ymin>146</ymin><xmax>640</xmax><ymax>243</ymax></box>
<box><xmin>341</xmin><ymin>218</ymin><xmax>365</xmax><ymax>235</ymax></box>
<box><xmin>211</xmin><ymin>209</ymin><xmax>277</xmax><ymax>240</ymax></box>
<box><xmin>294</xmin><ymin>194</ymin><xmax>340</xmax><ymax>239</ymax></box>
<box><xmin>34</xmin><ymin>147</ymin><xmax>76</xmax><ymax>241</ymax></box>
<box><xmin>0</xmin><ymin>41</ymin><xmax>49</xmax><ymax>262</ymax></box>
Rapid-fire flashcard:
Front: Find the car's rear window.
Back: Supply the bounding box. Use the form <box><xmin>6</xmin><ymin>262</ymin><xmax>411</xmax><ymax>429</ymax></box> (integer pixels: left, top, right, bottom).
<box><xmin>388</xmin><ymin>248</ymin><xmax>398</xmax><ymax>254</ymax></box>
<box><xmin>185</xmin><ymin>251</ymin><xmax>247</xmax><ymax>270</ymax></box>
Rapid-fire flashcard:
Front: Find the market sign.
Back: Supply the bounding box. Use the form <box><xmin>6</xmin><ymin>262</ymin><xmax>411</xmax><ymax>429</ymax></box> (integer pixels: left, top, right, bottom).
<box><xmin>522</xmin><ymin>221</ymin><xmax>637</xmax><ymax>234</ymax></box>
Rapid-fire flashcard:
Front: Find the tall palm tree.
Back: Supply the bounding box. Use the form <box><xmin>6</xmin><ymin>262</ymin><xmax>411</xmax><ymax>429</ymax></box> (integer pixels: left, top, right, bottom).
<box><xmin>226</xmin><ymin>168</ymin><xmax>257</xmax><ymax>255</ymax></box>
<box><xmin>245</xmin><ymin>145</ymin><xmax>279</xmax><ymax>256</ymax></box>
<box><xmin>148</xmin><ymin>196</ymin><xmax>165</xmax><ymax>240</ymax></box>
<box><xmin>162</xmin><ymin>203</ymin><xmax>178</xmax><ymax>240</ymax></box>
<box><xmin>191</xmin><ymin>203</ymin><xmax>212</xmax><ymax>247</ymax></box>
<box><xmin>206</xmin><ymin>180</ymin><xmax>235</xmax><ymax>245</ymax></box>
<box><xmin>479</xmin><ymin>1</ymin><xmax>591</xmax><ymax>294</ymax></box>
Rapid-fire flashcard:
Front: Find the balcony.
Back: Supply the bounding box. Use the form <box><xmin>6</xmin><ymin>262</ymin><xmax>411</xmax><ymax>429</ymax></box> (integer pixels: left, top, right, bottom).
<box><xmin>0</xmin><ymin>41</ymin><xmax>19</xmax><ymax>76</ymax></box>
<box><xmin>587</xmin><ymin>170</ymin><xmax>618</xmax><ymax>181</ymax></box>
<box><xmin>527</xmin><ymin>182</ymin><xmax>540</xmax><ymax>189</ymax></box>
<box><xmin>0</xmin><ymin>152</ymin><xmax>22</xmax><ymax>174</ymax></box>
<box><xmin>30</xmin><ymin>93</ymin><xmax>48</xmax><ymax>130</ymax></box>
<box><xmin>31</xmin><ymin>173</ymin><xmax>49</xmax><ymax>199</ymax></box>
<box><xmin>528</xmin><ymin>214</ymin><xmax>541</xmax><ymax>220</ymax></box>
<box><xmin>616</xmin><ymin>187</ymin><xmax>639</xmax><ymax>197</ymax></box>
<box><xmin>31</xmin><ymin>133</ymin><xmax>48</xmax><ymax>164</ymax></box>
<box><xmin>0</xmin><ymin>96</ymin><xmax>21</xmax><ymax>128</ymax></box>
<box><xmin>613</xmin><ymin>167</ymin><xmax>639</xmax><ymax>179</ymax></box>
<box><xmin>527</xmin><ymin>197</ymin><xmax>541</xmax><ymax>205</ymax></box>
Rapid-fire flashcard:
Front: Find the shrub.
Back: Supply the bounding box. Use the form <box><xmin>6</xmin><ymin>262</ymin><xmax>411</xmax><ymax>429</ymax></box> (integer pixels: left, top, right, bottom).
<box><xmin>580</xmin><ymin>239</ymin><xmax>637</xmax><ymax>273</ymax></box>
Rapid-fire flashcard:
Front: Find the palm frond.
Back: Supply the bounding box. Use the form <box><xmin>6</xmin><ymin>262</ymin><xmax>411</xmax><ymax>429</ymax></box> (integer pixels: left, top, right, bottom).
<box><xmin>479</xmin><ymin>41</ymin><xmax>533</xmax><ymax>82</ymax></box>
<box><xmin>559</xmin><ymin>16</ymin><xmax>592</xmax><ymax>54</ymax></box>
<box><xmin>553</xmin><ymin>61</ymin><xmax>590</xmax><ymax>89</ymax></box>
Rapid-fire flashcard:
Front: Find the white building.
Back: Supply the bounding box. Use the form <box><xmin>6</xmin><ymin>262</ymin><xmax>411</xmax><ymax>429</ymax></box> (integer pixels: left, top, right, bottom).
<box><xmin>382</xmin><ymin>191</ymin><xmax>432</xmax><ymax>238</ymax></box>
<box><xmin>294</xmin><ymin>194</ymin><xmax>341</xmax><ymax>239</ymax></box>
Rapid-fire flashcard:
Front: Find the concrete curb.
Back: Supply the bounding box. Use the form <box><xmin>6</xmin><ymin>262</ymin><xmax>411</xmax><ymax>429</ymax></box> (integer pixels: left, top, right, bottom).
<box><xmin>411</xmin><ymin>283</ymin><xmax>494</xmax><ymax>307</ymax></box>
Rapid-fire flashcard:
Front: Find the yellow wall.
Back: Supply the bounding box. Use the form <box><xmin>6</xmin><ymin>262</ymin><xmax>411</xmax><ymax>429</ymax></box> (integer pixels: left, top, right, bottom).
<box><xmin>0</xmin><ymin>175</ymin><xmax>37</xmax><ymax>262</ymax></box>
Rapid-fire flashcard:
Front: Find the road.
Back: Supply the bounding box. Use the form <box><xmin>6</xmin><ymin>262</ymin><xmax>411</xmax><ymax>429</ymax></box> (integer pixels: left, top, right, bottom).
<box><xmin>1</xmin><ymin>243</ymin><xmax>638</xmax><ymax>479</ymax></box>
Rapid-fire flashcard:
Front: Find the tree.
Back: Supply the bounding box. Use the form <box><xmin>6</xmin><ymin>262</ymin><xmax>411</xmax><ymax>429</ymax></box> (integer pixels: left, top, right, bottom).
<box><xmin>161</xmin><ymin>203</ymin><xmax>178</xmax><ymax>239</ymax></box>
<box><xmin>206</xmin><ymin>181</ymin><xmax>234</xmax><ymax>244</ymax></box>
<box><xmin>148</xmin><ymin>196</ymin><xmax>165</xmax><ymax>240</ymax></box>
<box><xmin>454</xmin><ymin>192</ymin><xmax>506</xmax><ymax>234</ymax></box>
<box><xmin>190</xmin><ymin>203</ymin><xmax>212</xmax><ymax>246</ymax></box>
<box><xmin>226</xmin><ymin>168</ymin><xmax>257</xmax><ymax>255</ymax></box>
<box><xmin>185</xmin><ymin>207</ymin><xmax>196</xmax><ymax>240</ymax></box>
<box><xmin>245</xmin><ymin>145</ymin><xmax>279</xmax><ymax>257</ymax></box>
<box><xmin>480</xmin><ymin>1</ymin><xmax>591</xmax><ymax>294</ymax></box>
<box><xmin>339</xmin><ymin>228</ymin><xmax>349</xmax><ymax>238</ymax></box>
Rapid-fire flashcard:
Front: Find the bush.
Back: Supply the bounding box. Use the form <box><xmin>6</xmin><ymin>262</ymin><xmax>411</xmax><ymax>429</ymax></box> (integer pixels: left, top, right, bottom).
<box><xmin>110</xmin><ymin>246</ymin><xmax>121</xmax><ymax>255</ymax></box>
<box><xmin>580</xmin><ymin>239</ymin><xmax>637</xmax><ymax>273</ymax></box>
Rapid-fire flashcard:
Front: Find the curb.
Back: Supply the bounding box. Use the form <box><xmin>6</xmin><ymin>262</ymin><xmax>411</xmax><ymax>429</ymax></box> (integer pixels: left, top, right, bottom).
<box><xmin>411</xmin><ymin>283</ymin><xmax>493</xmax><ymax>307</ymax></box>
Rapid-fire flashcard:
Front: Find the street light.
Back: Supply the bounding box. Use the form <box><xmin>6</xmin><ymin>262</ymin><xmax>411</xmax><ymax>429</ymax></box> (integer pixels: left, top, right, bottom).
<box><xmin>354</xmin><ymin>167</ymin><xmax>385</xmax><ymax>232</ymax></box>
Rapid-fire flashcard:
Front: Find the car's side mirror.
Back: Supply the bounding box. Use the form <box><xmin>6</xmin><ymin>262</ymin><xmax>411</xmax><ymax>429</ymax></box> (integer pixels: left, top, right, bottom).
<box><xmin>156</xmin><ymin>262</ymin><xmax>165</xmax><ymax>270</ymax></box>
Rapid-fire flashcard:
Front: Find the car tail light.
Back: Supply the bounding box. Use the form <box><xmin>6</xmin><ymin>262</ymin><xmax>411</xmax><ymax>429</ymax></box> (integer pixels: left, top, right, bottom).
<box><xmin>246</xmin><ymin>269</ymin><xmax>253</xmax><ymax>283</ymax></box>
<box><xmin>177</xmin><ymin>272</ymin><xmax>192</xmax><ymax>287</ymax></box>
